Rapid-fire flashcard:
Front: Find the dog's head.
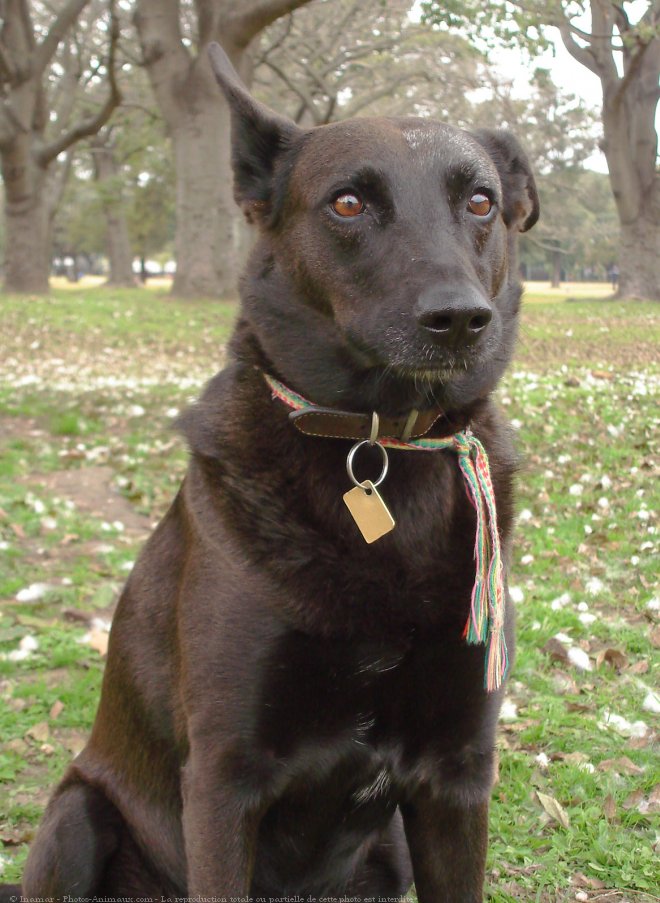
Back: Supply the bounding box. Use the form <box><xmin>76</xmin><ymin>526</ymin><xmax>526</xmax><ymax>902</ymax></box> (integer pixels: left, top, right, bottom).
<box><xmin>209</xmin><ymin>44</ymin><xmax>538</xmax><ymax>417</ymax></box>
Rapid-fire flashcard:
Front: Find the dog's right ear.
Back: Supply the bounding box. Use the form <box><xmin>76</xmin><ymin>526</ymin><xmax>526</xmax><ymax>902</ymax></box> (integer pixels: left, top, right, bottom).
<box><xmin>208</xmin><ymin>42</ymin><xmax>302</xmax><ymax>222</ymax></box>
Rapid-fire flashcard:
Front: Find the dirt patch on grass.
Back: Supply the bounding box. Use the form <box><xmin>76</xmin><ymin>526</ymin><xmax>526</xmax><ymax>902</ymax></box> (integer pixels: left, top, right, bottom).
<box><xmin>0</xmin><ymin>414</ymin><xmax>45</xmax><ymax>440</ymax></box>
<box><xmin>35</xmin><ymin>466</ymin><xmax>150</xmax><ymax>534</ymax></box>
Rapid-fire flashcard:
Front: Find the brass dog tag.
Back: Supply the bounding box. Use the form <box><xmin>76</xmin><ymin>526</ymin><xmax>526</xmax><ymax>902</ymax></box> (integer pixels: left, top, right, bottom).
<box><xmin>343</xmin><ymin>480</ymin><xmax>395</xmax><ymax>544</ymax></box>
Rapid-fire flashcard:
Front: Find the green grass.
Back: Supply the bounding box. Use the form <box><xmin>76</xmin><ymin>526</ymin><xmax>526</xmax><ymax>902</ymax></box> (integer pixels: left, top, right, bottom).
<box><xmin>0</xmin><ymin>284</ymin><xmax>658</xmax><ymax>899</ymax></box>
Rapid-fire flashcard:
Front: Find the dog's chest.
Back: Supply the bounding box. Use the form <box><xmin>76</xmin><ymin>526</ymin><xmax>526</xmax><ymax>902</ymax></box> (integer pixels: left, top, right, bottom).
<box><xmin>255</xmin><ymin>627</ymin><xmax>490</xmax><ymax>796</ymax></box>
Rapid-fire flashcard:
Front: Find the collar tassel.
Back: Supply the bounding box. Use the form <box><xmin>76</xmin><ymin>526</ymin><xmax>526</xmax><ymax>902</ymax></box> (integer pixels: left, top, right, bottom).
<box><xmin>264</xmin><ymin>373</ymin><xmax>509</xmax><ymax>692</ymax></box>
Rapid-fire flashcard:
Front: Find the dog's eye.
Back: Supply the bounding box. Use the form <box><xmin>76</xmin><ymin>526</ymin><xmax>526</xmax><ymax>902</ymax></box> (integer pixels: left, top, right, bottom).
<box><xmin>468</xmin><ymin>193</ymin><xmax>492</xmax><ymax>217</ymax></box>
<box><xmin>332</xmin><ymin>193</ymin><xmax>365</xmax><ymax>217</ymax></box>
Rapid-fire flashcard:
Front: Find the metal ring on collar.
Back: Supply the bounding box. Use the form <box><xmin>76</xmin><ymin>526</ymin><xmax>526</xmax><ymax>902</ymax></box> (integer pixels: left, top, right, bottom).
<box><xmin>346</xmin><ymin>439</ymin><xmax>389</xmax><ymax>489</ymax></box>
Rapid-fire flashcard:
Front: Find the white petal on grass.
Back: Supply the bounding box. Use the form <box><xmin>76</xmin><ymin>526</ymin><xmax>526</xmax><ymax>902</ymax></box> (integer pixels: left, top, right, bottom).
<box><xmin>520</xmin><ymin>554</ymin><xmax>534</xmax><ymax>565</ymax></box>
<box><xmin>518</xmin><ymin>509</ymin><xmax>533</xmax><ymax>522</ymax></box>
<box><xmin>509</xmin><ymin>586</ymin><xmax>524</xmax><ymax>604</ymax></box>
<box><xmin>642</xmin><ymin>691</ymin><xmax>660</xmax><ymax>714</ymax></box>
<box><xmin>568</xmin><ymin>483</ymin><xmax>583</xmax><ymax>496</ymax></box>
<box><xmin>554</xmin><ymin>632</ymin><xmax>572</xmax><ymax>644</ymax></box>
<box><xmin>535</xmin><ymin>752</ymin><xmax>550</xmax><ymax>770</ymax></box>
<box><xmin>578</xmin><ymin>613</ymin><xmax>597</xmax><ymax>626</ymax></box>
<box><xmin>577</xmin><ymin>602</ymin><xmax>589</xmax><ymax>612</ymax></box>
<box><xmin>551</xmin><ymin>593</ymin><xmax>571</xmax><ymax>611</ymax></box>
<box><xmin>585</xmin><ymin>577</ymin><xmax>604</xmax><ymax>595</ymax></box>
<box><xmin>567</xmin><ymin>647</ymin><xmax>592</xmax><ymax>671</ymax></box>
<box><xmin>599</xmin><ymin>710</ymin><xmax>649</xmax><ymax>738</ymax></box>
<box><xmin>16</xmin><ymin>582</ymin><xmax>51</xmax><ymax>602</ymax></box>
<box><xmin>0</xmin><ymin>541</ymin><xmax>9</xmax><ymax>551</ymax></box>
<box><xmin>646</xmin><ymin>596</ymin><xmax>660</xmax><ymax>613</ymax></box>
<box><xmin>499</xmin><ymin>699</ymin><xmax>518</xmax><ymax>722</ymax></box>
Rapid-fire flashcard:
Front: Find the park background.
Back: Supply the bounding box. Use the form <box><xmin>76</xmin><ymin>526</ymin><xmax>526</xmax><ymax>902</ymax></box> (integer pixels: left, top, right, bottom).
<box><xmin>0</xmin><ymin>1</ymin><xmax>658</xmax><ymax>899</ymax></box>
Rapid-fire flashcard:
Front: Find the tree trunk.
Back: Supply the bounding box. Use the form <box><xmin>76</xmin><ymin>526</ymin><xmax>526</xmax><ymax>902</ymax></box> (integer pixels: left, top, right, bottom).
<box><xmin>617</xmin><ymin>196</ymin><xmax>660</xmax><ymax>300</ymax></box>
<box><xmin>171</xmin><ymin>101</ymin><xmax>237</xmax><ymax>298</ymax></box>
<box><xmin>550</xmin><ymin>249</ymin><xmax>561</xmax><ymax>288</ymax></box>
<box><xmin>134</xmin><ymin>0</ymin><xmax>313</xmax><ymax>299</ymax></box>
<box><xmin>4</xmin><ymin>194</ymin><xmax>51</xmax><ymax>294</ymax></box>
<box><xmin>2</xmin><ymin>132</ymin><xmax>51</xmax><ymax>294</ymax></box>
<box><xmin>93</xmin><ymin>143</ymin><xmax>135</xmax><ymax>287</ymax></box>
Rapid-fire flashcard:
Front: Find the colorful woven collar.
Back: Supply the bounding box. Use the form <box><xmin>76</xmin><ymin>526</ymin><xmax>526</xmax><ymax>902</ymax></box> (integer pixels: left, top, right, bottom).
<box><xmin>264</xmin><ymin>372</ymin><xmax>509</xmax><ymax>693</ymax></box>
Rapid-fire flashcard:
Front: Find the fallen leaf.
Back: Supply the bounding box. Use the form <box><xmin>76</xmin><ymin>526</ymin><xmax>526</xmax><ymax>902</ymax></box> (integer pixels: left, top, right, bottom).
<box><xmin>543</xmin><ymin>637</ymin><xmax>569</xmax><ymax>665</ymax></box>
<box><xmin>555</xmin><ymin>751</ymin><xmax>590</xmax><ymax>765</ymax></box>
<box><xmin>49</xmin><ymin>700</ymin><xmax>65</xmax><ymax>720</ymax></box>
<box><xmin>0</xmin><ymin>825</ymin><xmax>34</xmax><ymax>846</ymax></box>
<box><xmin>572</xmin><ymin>872</ymin><xmax>606</xmax><ymax>890</ymax></box>
<box><xmin>61</xmin><ymin>731</ymin><xmax>87</xmax><ymax>757</ymax></box>
<box><xmin>26</xmin><ymin>721</ymin><xmax>50</xmax><ymax>743</ymax></box>
<box><xmin>597</xmin><ymin>756</ymin><xmax>643</xmax><ymax>775</ymax></box>
<box><xmin>87</xmin><ymin>626</ymin><xmax>109</xmax><ymax>656</ymax></box>
<box><xmin>648</xmin><ymin>784</ymin><xmax>660</xmax><ymax>814</ymax></box>
<box><xmin>537</xmin><ymin>791</ymin><xmax>570</xmax><ymax>828</ymax></box>
<box><xmin>552</xmin><ymin>671</ymin><xmax>579</xmax><ymax>695</ymax></box>
<box><xmin>602</xmin><ymin>794</ymin><xmax>617</xmax><ymax>822</ymax></box>
<box><xmin>622</xmin><ymin>789</ymin><xmax>645</xmax><ymax>810</ymax></box>
<box><xmin>595</xmin><ymin>647</ymin><xmax>628</xmax><ymax>671</ymax></box>
<box><xmin>628</xmin><ymin>659</ymin><xmax>649</xmax><ymax>674</ymax></box>
<box><xmin>566</xmin><ymin>701</ymin><xmax>591</xmax><ymax>713</ymax></box>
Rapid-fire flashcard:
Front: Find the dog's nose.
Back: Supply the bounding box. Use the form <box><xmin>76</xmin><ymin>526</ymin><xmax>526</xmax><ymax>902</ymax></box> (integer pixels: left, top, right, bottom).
<box><xmin>415</xmin><ymin>292</ymin><xmax>492</xmax><ymax>347</ymax></box>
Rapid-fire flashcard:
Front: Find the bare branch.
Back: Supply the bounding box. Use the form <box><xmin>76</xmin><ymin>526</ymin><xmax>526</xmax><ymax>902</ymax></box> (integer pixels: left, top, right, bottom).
<box><xmin>263</xmin><ymin>58</ymin><xmax>322</xmax><ymax>124</ymax></box>
<box><xmin>225</xmin><ymin>0</ymin><xmax>314</xmax><ymax>49</ymax></box>
<box><xmin>557</xmin><ymin>20</ymin><xmax>601</xmax><ymax>76</ymax></box>
<box><xmin>37</xmin><ymin>1</ymin><xmax>120</xmax><ymax>165</ymax></box>
<box><xmin>33</xmin><ymin>0</ymin><xmax>91</xmax><ymax>77</ymax></box>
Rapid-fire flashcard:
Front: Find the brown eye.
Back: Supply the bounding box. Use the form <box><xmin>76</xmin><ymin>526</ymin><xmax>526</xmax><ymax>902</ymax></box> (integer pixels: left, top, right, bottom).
<box><xmin>468</xmin><ymin>193</ymin><xmax>492</xmax><ymax>217</ymax></box>
<box><xmin>332</xmin><ymin>193</ymin><xmax>364</xmax><ymax>217</ymax></box>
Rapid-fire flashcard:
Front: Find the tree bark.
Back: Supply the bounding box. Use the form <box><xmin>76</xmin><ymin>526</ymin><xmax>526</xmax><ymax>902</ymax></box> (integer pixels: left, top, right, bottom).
<box><xmin>550</xmin><ymin>248</ymin><xmax>561</xmax><ymax>288</ymax></box>
<box><xmin>134</xmin><ymin>0</ymin><xmax>313</xmax><ymax>299</ymax></box>
<box><xmin>0</xmin><ymin>0</ymin><xmax>120</xmax><ymax>294</ymax></box>
<box><xmin>3</xmin><ymin>174</ymin><xmax>50</xmax><ymax>294</ymax></box>
<box><xmin>169</xmin><ymin>70</ymin><xmax>237</xmax><ymax>297</ymax></box>
<box><xmin>560</xmin><ymin>2</ymin><xmax>660</xmax><ymax>301</ymax></box>
<box><xmin>92</xmin><ymin>141</ymin><xmax>136</xmax><ymax>287</ymax></box>
<box><xmin>617</xmin><ymin>197</ymin><xmax>660</xmax><ymax>300</ymax></box>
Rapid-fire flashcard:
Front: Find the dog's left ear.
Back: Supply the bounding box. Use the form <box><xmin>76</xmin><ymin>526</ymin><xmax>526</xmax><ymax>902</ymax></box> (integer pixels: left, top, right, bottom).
<box><xmin>208</xmin><ymin>42</ymin><xmax>303</xmax><ymax>222</ymax></box>
<box><xmin>471</xmin><ymin>129</ymin><xmax>540</xmax><ymax>233</ymax></box>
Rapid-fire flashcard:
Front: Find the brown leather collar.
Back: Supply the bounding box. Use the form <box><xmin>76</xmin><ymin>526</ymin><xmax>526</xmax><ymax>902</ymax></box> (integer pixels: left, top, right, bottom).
<box><xmin>264</xmin><ymin>371</ymin><xmax>445</xmax><ymax>440</ymax></box>
<box><xmin>287</xmin><ymin>404</ymin><xmax>443</xmax><ymax>441</ymax></box>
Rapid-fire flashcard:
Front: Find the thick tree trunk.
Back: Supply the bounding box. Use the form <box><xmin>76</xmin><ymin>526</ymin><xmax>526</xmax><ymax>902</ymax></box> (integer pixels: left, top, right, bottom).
<box><xmin>617</xmin><ymin>196</ymin><xmax>660</xmax><ymax>300</ymax></box>
<box><xmin>4</xmin><ymin>194</ymin><xmax>50</xmax><ymax>294</ymax></box>
<box><xmin>93</xmin><ymin>143</ymin><xmax>135</xmax><ymax>287</ymax></box>
<box><xmin>92</xmin><ymin>140</ymin><xmax>135</xmax><ymax>286</ymax></box>
<box><xmin>135</xmin><ymin>0</ymin><xmax>313</xmax><ymax>299</ymax></box>
<box><xmin>2</xmin><ymin>132</ymin><xmax>51</xmax><ymax>294</ymax></box>
<box><xmin>171</xmin><ymin>102</ymin><xmax>237</xmax><ymax>298</ymax></box>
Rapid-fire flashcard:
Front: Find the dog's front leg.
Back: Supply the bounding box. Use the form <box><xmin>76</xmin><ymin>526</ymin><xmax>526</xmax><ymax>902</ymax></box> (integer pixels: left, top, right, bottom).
<box><xmin>401</xmin><ymin>789</ymin><xmax>489</xmax><ymax>903</ymax></box>
<box><xmin>182</xmin><ymin>743</ymin><xmax>262</xmax><ymax>895</ymax></box>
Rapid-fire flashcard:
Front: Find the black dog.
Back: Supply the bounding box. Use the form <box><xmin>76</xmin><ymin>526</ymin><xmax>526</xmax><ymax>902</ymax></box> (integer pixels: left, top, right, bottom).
<box><xmin>11</xmin><ymin>43</ymin><xmax>538</xmax><ymax>902</ymax></box>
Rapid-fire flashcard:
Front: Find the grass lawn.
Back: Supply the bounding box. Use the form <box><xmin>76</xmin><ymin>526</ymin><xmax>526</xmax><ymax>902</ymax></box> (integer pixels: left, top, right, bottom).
<box><xmin>0</xmin><ymin>282</ymin><xmax>658</xmax><ymax>901</ymax></box>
